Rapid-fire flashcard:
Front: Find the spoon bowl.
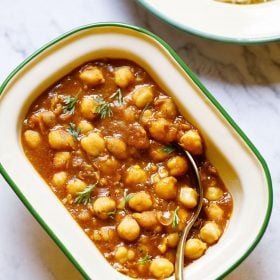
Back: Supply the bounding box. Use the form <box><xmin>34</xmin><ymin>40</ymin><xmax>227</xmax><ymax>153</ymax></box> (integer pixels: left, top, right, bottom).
<box><xmin>175</xmin><ymin>148</ymin><xmax>204</xmax><ymax>280</ymax></box>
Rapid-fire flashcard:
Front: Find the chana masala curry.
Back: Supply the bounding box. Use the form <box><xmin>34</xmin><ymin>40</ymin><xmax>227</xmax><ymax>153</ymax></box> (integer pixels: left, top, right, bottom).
<box><xmin>22</xmin><ymin>59</ymin><xmax>232</xmax><ymax>279</ymax></box>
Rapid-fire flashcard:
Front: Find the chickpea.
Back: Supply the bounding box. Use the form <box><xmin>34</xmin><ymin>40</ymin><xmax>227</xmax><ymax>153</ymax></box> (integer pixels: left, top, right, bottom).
<box><xmin>140</xmin><ymin>109</ymin><xmax>153</xmax><ymax>125</ymax></box>
<box><xmin>52</xmin><ymin>171</ymin><xmax>67</xmax><ymax>188</ymax></box>
<box><xmin>66</xmin><ymin>178</ymin><xmax>87</xmax><ymax>195</ymax></box>
<box><xmin>155</xmin><ymin>98</ymin><xmax>177</xmax><ymax>119</ymax></box>
<box><xmin>154</xmin><ymin>176</ymin><xmax>177</xmax><ymax>200</ymax></box>
<box><xmin>205</xmin><ymin>187</ymin><xmax>224</xmax><ymax>201</ymax></box>
<box><xmin>117</xmin><ymin>198</ymin><xmax>125</xmax><ymax>210</ymax></box>
<box><xmin>158</xmin><ymin>240</ymin><xmax>167</xmax><ymax>254</ymax></box>
<box><xmin>166</xmin><ymin>156</ymin><xmax>188</xmax><ymax>177</ymax></box>
<box><xmin>79</xmin><ymin>66</ymin><xmax>105</xmax><ymax>86</ymax></box>
<box><xmin>105</xmin><ymin>137</ymin><xmax>127</xmax><ymax>159</ymax></box>
<box><xmin>122</xmin><ymin>106</ymin><xmax>138</xmax><ymax>123</ymax></box>
<box><xmin>125</xmin><ymin>165</ymin><xmax>147</xmax><ymax>185</ymax></box>
<box><xmin>128</xmin><ymin>124</ymin><xmax>150</xmax><ymax>150</ymax></box>
<box><xmin>77</xmin><ymin>209</ymin><xmax>91</xmax><ymax>222</ymax></box>
<box><xmin>23</xmin><ymin>130</ymin><xmax>41</xmax><ymax>148</ymax></box>
<box><xmin>200</xmin><ymin>222</ymin><xmax>222</xmax><ymax>244</ymax></box>
<box><xmin>184</xmin><ymin>238</ymin><xmax>207</xmax><ymax>260</ymax></box>
<box><xmin>149</xmin><ymin>258</ymin><xmax>174</xmax><ymax>279</ymax></box>
<box><xmin>117</xmin><ymin>216</ymin><xmax>140</xmax><ymax>241</ymax></box>
<box><xmin>177</xmin><ymin>208</ymin><xmax>190</xmax><ymax>231</ymax></box>
<box><xmin>128</xmin><ymin>192</ymin><xmax>153</xmax><ymax>212</ymax></box>
<box><xmin>150</xmin><ymin>146</ymin><xmax>172</xmax><ymax>162</ymax></box>
<box><xmin>151</xmin><ymin>173</ymin><xmax>160</xmax><ymax>183</ymax></box>
<box><xmin>99</xmin><ymin>226</ymin><xmax>116</xmax><ymax>241</ymax></box>
<box><xmin>179</xmin><ymin>186</ymin><xmax>198</xmax><ymax>209</ymax></box>
<box><xmin>81</xmin><ymin>132</ymin><xmax>105</xmax><ymax>157</ymax></box>
<box><xmin>115</xmin><ymin>246</ymin><xmax>128</xmax><ymax>264</ymax></box>
<box><xmin>127</xmin><ymin>249</ymin><xmax>135</xmax><ymax>261</ymax></box>
<box><xmin>78</xmin><ymin>120</ymin><xmax>94</xmax><ymax>134</ymax></box>
<box><xmin>98</xmin><ymin>157</ymin><xmax>119</xmax><ymax>175</ymax></box>
<box><xmin>80</xmin><ymin>97</ymin><xmax>98</xmax><ymax>120</ymax></box>
<box><xmin>50</xmin><ymin>95</ymin><xmax>61</xmax><ymax>114</ymax></box>
<box><xmin>132</xmin><ymin>86</ymin><xmax>154</xmax><ymax>108</ymax></box>
<box><xmin>40</xmin><ymin>110</ymin><xmax>56</xmax><ymax>127</ymax></box>
<box><xmin>166</xmin><ymin>233</ymin><xmax>179</xmax><ymax>248</ymax></box>
<box><xmin>114</xmin><ymin>66</ymin><xmax>134</xmax><ymax>88</ymax></box>
<box><xmin>149</xmin><ymin>118</ymin><xmax>177</xmax><ymax>143</ymax></box>
<box><xmin>93</xmin><ymin>197</ymin><xmax>116</xmax><ymax>220</ymax></box>
<box><xmin>53</xmin><ymin>151</ymin><xmax>71</xmax><ymax>169</ymax></box>
<box><xmin>132</xmin><ymin>211</ymin><xmax>159</xmax><ymax>229</ymax></box>
<box><xmin>92</xmin><ymin>228</ymin><xmax>115</xmax><ymax>242</ymax></box>
<box><xmin>206</xmin><ymin>204</ymin><xmax>224</xmax><ymax>220</ymax></box>
<box><xmin>179</xmin><ymin>130</ymin><xmax>203</xmax><ymax>155</ymax></box>
<box><xmin>137</xmin><ymin>261</ymin><xmax>149</xmax><ymax>275</ymax></box>
<box><xmin>92</xmin><ymin>230</ymin><xmax>102</xmax><ymax>241</ymax></box>
<box><xmin>48</xmin><ymin>129</ymin><xmax>75</xmax><ymax>150</ymax></box>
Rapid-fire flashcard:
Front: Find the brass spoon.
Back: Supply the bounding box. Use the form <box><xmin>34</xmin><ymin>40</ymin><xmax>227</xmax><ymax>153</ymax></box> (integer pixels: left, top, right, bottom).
<box><xmin>175</xmin><ymin>148</ymin><xmax>204</xmax><ymax>280</ymax></box>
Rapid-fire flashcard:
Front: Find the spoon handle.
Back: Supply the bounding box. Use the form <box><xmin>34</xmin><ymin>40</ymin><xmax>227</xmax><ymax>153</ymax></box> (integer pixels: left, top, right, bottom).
<box><xmin>175</xmin><ymin>150</ymin><xmax>204</xmax><ymax>280</ymax></box>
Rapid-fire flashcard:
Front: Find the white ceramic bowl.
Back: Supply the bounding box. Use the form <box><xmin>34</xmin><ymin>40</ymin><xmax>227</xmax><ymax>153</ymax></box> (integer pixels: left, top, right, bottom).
<box><xmin>0</xmin><ymin>23</ymin><xmax>272</xmax><ymax>279</ymax></box>
<box><xmin>139</xmin><ymin>0</ymin><xmax>280</xmax><ymax>43</ymax></box>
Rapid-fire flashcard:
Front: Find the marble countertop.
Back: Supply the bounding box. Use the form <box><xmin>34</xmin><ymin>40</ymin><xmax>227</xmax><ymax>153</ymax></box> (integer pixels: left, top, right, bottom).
<box><xmin>0</xmin><ymin>0</ymin><xmax>279</xmax><ymax>279</ymax></box>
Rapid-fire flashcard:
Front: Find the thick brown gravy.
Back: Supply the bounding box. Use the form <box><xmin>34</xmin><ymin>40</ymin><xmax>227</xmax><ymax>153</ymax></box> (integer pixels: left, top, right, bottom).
<box><xmin>21</xmin><ymin>59</ymin><xmax>232</xmax><ymax>279</ymax></box>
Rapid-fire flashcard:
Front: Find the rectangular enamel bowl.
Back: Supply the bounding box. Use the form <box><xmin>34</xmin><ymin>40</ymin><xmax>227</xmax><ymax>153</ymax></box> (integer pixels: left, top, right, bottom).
<box><xmin>0</xmin><ymin>23</ymin><xmax>272</xmax><ymax>280</ymax></box>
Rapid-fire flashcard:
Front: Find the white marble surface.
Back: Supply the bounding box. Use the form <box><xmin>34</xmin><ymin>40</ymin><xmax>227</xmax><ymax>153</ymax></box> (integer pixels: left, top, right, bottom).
<box><xmin>0</xmin><ymin>0</ymin><xmax>279</xmax><ymax>279</ymax></box>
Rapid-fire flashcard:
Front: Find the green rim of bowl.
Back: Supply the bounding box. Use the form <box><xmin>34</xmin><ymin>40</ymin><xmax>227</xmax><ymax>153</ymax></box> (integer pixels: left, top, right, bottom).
<box><xmin>138</xmin><ymin>0</ymin><xmax>280</xmax><ymax>44</ymax></box>
<box><xmin>0</xmin><ymin>22</ymin><xmax>273</xmax><ymax>280</ymax></box>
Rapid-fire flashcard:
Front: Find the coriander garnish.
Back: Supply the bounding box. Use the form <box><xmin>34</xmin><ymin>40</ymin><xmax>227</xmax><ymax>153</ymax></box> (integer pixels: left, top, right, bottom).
<box><xmin>74</xmin><ymin>183</ymin><xmax>97</xmax><ymax>205</ymax></box>
<box><xmin>123</xmin><ymin>189</ymin><xmax>133</xmax><ymax>210</ymax></box>
<box><xmin>66</xmin><ymin>122</ymin><xmax>80</xmax><ymax>140</ymax></box>
<box><xmin>111</xmin><ymin>88</ymin><xmax>124</xmax><ymax>106</ymax></box>
<box><xmin>95</xmin><ymin>97</ymin><xmax>113</xmax><ymax>119</ymax></box>
<box><xmin>63</xmin><ymin>96</ymin><xmax>78</xmax><ymax>115</ymax></box>
<box><xmin>172</xmin><ymin>206</ymin><xmax>180</xmax><ymax>228</ymax></box>
<box><xmin>160</xmin><ymin>145</ymin><xmax>176</xmax><ymax>154</ymax></box>
<box><xmin>138</xmin><ymin>253</ymin><xmax>152</xmax><ymax>265</ymax></box>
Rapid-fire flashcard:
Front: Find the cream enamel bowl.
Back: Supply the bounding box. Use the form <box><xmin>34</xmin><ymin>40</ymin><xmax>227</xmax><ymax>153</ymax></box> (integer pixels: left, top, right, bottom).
<box><xmin>0</xmin><ymin>23</ymin><xmax>272</xmax><ymax>280</ymax></box>
<box><xmin>139</xmin><ymin>0</ymin><xmax>280</xmax><ymax>43</ymax></box>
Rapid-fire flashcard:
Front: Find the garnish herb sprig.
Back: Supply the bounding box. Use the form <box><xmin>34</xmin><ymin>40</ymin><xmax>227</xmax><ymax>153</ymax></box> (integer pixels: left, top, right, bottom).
<box><xmin>74</xmin><ymin>183</ymin><xmax>97</xmax><ymax>205</ymax></box>
<box><xmin>161</xmin><ymin>145</ymin><xmax>176</xmax><ymax>154</ymax></box>
<box><xmin>172</xmin><ymin>206</ymin><xmax>180</xmax><ymax>228</ymax></box>
<box><xmin>123</xmin><ymin>189</ymin><xmax>133</xmax><ymax>211</ymax></box>
<box><xmin>63</xmin><ymin>96</ymin><xmax>78</xmax><ymax>115</ymax></box>
<box><xmin>95</xmin><ymin>97</ymin><xmax>113</xmax><ymax>119</ymax></box>
<box><xmin>111</xmin><ymin>88</ymin><xmax>124</xmax><ymax>106</ymax></box>
<box><xmin>66</xmin><ymin>122</ymin><xmax>80</xmax><ymax>140</ymax></box>
<box><xmin>138</xmin><ymin>253</ymin><xmax>153</xmax><ymax>265</ymax></box>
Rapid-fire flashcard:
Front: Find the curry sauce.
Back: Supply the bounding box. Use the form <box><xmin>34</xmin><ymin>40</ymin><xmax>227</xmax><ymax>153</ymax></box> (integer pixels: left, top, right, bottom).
<box><xmin>21</xmin><ymin>59</ymin><xmax>232</xmax><ymax>279</ymax></box>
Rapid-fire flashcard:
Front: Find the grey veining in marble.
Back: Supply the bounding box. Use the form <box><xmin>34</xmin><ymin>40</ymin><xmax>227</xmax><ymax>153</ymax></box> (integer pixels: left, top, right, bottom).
<box><xmin>0</xmin><ymin>0</ymin><xmax>279</xmax><ymax>279</ymax></box>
